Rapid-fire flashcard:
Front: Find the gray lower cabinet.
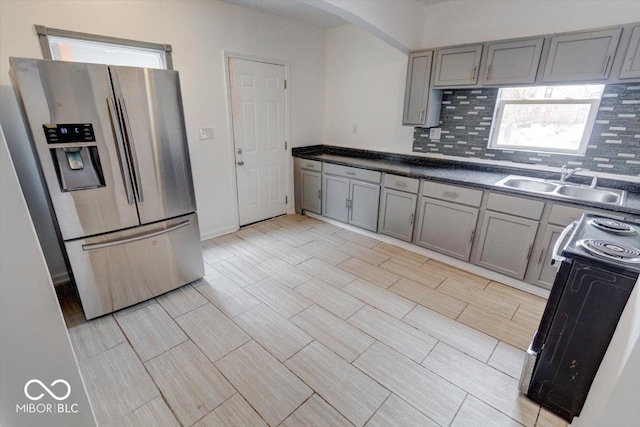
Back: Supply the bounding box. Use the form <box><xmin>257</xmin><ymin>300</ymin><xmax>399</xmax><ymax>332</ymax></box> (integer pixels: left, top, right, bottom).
<box><xmin>300</xmin><ymin>170</ymin><xmax>322</xmax><ymax>214</ymax></box>
<box><xmin>415</xmin><ymin>197</ymin><xmax>479</xmax><ymax>261</ymax></box>
<box><xmin>620</xmin><ymin>25</ymin><xmax>640</xmax><ymax>79</ymax></box>
<box><xmin>530</xmin><ymin>225</ymin><xmax>564</xmax><ymax>289</ymax></box>
<box><xmin>379</xmin><ymin>188</ymin><xmax>417</xmax><ymax>242</ymax></box>
<box><xmin>349</xmin><ymin>180</ymin><xmax>381</xmax><ymax>232</ymax></box>
<box><xmin>474</xmin><ymin>211</ymin><xmax>539</xmax><ymax>279</ymax></box>
<box><xmin>323</xmin><ymin>173</ymin><xmax>380</xmax><ymax>232</ymax></box>
<box><xmin>542</xmin><ymin>28</ymin><xmax>622</xmax><ymax>82</ymax></box>
<box><xmin>323</xmin><ymin>174</ymin><xmax>350</xmax><ymax>223</ymax></box>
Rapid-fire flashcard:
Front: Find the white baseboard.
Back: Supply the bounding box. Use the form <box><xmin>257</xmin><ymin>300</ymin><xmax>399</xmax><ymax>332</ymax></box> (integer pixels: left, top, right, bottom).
<box><xmin>304</xmin><ymin>212</ymin><xmax>551</xmax><ymax>299</ymax></box>
<box><xmin>200</xmin><ymin>225</ymin><xmax>239</xmax><ymax>241</ymax></box>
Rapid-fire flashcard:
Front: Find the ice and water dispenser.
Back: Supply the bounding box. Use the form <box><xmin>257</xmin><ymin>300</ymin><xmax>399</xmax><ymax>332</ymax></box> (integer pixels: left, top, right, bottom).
<box><xmin>43</xmin><ymin>123</ymin><xmax>105</xmax><ymax>191</ymax></box>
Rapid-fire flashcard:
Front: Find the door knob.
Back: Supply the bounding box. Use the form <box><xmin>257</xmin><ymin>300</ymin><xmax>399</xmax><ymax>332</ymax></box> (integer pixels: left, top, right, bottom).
<box><xmin>237</xmin><ymin>160</ymin><xmax>245</xmax><ymax>166</ymax></box>
<box><xmin>237</xmin><ymin>148</ymin><xmax>243</xmax><ymax>154</ymax></box>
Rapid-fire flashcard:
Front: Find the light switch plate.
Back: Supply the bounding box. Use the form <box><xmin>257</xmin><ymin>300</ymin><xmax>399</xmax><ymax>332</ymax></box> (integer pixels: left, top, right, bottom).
<box><xmin>199</xmin><ymin>128</ymin><xmax>214</xmax><ymax>140</ymax></box>
<box><xmin>429</xmin><ymin>127</ymin><xmax>442</xmax><ymax>140</ymax></box>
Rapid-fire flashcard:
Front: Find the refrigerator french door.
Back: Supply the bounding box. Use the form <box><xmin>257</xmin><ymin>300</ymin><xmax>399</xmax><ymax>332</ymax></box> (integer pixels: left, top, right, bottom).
<box><xmin>10</xmin><ymin>57</ymin><xmax>204</xmax><ymax>319</ymax></box>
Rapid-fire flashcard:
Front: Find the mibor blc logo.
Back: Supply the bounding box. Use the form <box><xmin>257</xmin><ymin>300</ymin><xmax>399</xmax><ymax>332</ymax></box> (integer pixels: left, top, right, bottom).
<box><xmin>16</xmin><ymin>379</ymin><xmax>79</xmax><ymax>415</ymax></box>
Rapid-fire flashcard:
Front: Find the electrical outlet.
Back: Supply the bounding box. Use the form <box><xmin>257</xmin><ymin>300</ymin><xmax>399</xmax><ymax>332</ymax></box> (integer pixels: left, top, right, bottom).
<box><xmin>429</xmin><ymin>127</ymin><xmax>442</xmax><ymax>140</ymax></box>
<box><xmin>199</xmin><ymin>128</ymin><xmax>214</xmax><ymax>140</ymax></box>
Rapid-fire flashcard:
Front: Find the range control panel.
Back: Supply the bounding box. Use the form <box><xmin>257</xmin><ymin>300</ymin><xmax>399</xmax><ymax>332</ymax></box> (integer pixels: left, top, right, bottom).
<box><xmin>43</xmin><ymin>123</ymin><xmax>95</xmax><ymax>144</ymax></box>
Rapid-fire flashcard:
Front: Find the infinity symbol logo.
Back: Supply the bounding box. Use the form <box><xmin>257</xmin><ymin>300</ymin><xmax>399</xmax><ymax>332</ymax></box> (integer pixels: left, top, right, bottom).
<box><xmin>24</xmin><ymin>379</ymin><xmax>71</xmax><ymax>401</ymax></box>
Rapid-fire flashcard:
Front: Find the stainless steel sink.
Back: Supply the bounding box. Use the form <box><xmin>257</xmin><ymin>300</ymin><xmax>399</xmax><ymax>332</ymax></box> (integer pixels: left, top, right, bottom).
<box><xmin>555</xmin><ymin>185</ymin><xmax>624</xmax><ymax>204</ymax></box>
<box><xmin>498</xmin><ymin>177</ymin><xmax>559</xmax><ymax>193</ymax></box>
<box><xmin>494</xmin><ymin>175</ymin><xmax>626</xmax><ymax>206</ymax></box>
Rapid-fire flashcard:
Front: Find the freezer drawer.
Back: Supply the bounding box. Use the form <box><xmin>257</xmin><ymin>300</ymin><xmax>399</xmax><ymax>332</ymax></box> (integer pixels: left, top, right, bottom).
<box><xmin>66</xmin><ymin>213</ymin><xmax>204</xmax><ymax>319</ymax></box>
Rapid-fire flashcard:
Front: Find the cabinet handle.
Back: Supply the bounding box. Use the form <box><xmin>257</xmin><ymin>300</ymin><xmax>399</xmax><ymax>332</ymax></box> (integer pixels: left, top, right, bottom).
<box><xmin>420</xmin><ymin>109</ymin><xmax>425</xmax><ymax>122</ymax></box>
<box><xmin>442</xmin><ymin>191</ymin><xmax>458</xmax><ymax>198</ymax></box>
<box><xmin>602</xmin><ymin>54</ymin><xmax>611</xmax><ymax>76</ymax></box>
<box><xmin>537</xmin><ymin>247</ymin><xmax>545</xmax><ymax>265</ymax></box>
<box><xmin>410</xmin><ymin>213</ymin><xmax>415</xmax><ymax>225</ymax></box>
<box><xmin>306</xmin><ymin>163</ymin><xmax>315</xmax><ymax>168</ymax></box>
<box><xmin>318</xmin><ymin>190</ymin><xmax>321</xmax><ymax>200</ymax></box>
<box><xmin>486</xmin><ymin>65</ymin><xmax>492</xmax><ymax>81</ymax></box>
<box><xmin>469</xmin><ymin>228</ymin><xmax>475</xmax><ymax>244</ymax></box>
<box><xmin>471</xmin><ymin>65</ymin><xmax>478</xmax><ymax>81</ymax></box>
<box><xmin>395</xmin><ymin>181</ymin><xmax>408</xmax><ymax>187</ymax></box>
<box><xmin>346</xmin><ymin>171</ymin><xmax>356</xmax><ymax>176</ymax></box>
<box><xmin>526</xmin><ymin>243</ymin><xmax>533</xmax><ymax>261</ymax></box>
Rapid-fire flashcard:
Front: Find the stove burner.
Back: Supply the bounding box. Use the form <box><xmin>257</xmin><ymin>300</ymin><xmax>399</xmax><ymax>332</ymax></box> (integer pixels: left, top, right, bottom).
<box><xmin>578</xmin><ymin>239</ymin><xmax>640</xmax><ymax>263</ymax></box>
<box><xmin>589</xmin><ymin>218</ymin><xmax>637</xmax><ymax>235</ymax></box>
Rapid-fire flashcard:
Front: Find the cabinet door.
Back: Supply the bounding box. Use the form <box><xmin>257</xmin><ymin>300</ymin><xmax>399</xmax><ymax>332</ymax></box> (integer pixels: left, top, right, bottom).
<box><xmin>403</xmin><ymin>51</ymin><xmax>434</xmax><ymax>125</ymax></box>
<box><xmin>323</xmin><ymin>174</ymin><xmax>350</xmax><ymax>223</ymax></box>
<box><xmin>416</xmin><ymin>198</ymin><xmax>479</xmax><ymax>261</ymax></box>
<box><xmin>483</xmin><ymin>38</ymin><xmax>544</xmax><ymax>85</ymax></box>
<box><xmin>379</xmin><ymin>188</ymin><xmax>417</xmax><ymax>242</ymax></box>
<box><xmin>349</xmin><ymin>180</ymin><xmax>380</xmax><ymax>232</ymax></box>
<box><xmin>542</xmin><ymin>28</ymin><xmax>622</xmax><ymax>82</ymax></box>
<box><xmin>301</xmin><ymin>170</ymin><xmax>322</xmax><ymax>214</ymax></box>
<box><xmin>620</xmin><ymin>25</ymin><xmax>640</xmax><ymax>79</ymax></box>
<box><xmin>474</xmin><ymin>211</ymin><xmax>539</xmax><ymax>279</ymax></box>
<box><xmin>433</xmin><ymin>44</ymin><xmax>483</xmax><ymax>87</ymax></box>
<box><xmin>530</xmin><ymin>225</ymin><xmax>564</xmax><ymax>289</ymax></box>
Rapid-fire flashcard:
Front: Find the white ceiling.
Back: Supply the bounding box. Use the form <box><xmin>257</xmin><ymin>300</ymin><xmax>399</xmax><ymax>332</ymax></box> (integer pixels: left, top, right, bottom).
<box><xmin>221</xmin><ymin>0</ymin><xmax>349</xmax><ymax>29</ymax></box>
<box><xmin>415</xmin><ymin>0</ymin><xmax>451</xmax><ymax>7</ymax></box>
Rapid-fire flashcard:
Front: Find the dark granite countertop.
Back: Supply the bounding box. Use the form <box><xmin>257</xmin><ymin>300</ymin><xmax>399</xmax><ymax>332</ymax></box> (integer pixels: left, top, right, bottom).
<box><xmin>293</xmin><ymin>145</ymin><xmax>640</xmax><ymax>216</ymax></box>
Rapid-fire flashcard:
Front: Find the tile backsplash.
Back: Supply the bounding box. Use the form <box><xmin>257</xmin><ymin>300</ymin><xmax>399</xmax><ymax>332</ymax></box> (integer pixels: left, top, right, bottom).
<box><xmin>413</xmin><ymin>84</ymin><xmax>640</xmax><ymax>177</ymax></box>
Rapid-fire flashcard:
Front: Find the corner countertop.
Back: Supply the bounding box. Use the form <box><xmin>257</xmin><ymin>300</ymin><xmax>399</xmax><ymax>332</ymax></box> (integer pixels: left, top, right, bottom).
<box><xmin>293</xmin><ymin>146</ymin><xmax>640</xmax><ymax>216</ymax></box>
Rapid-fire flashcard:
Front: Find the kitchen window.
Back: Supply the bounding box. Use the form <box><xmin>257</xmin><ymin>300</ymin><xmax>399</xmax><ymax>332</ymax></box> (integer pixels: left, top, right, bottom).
<box><xmin>35</xmin><ymin>25</ymin><xmax>172</xmax><ymax>69</ymax></box>
<box><xmin>488</xmin><ymin>85</ymin><xmax>605</xmax><ymax>155</ymax></box>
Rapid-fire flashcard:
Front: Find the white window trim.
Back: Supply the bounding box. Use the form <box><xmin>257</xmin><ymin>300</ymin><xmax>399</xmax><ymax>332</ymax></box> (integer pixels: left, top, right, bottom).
<box><xmin>488</xmin><ymin>95</ymin><xmax>601</xmax><ymax>156</ymax></box>
<box><xmin>34</xmin><ymin>24</ymin><xmax>173</xmax><ymax>70</ymax></box>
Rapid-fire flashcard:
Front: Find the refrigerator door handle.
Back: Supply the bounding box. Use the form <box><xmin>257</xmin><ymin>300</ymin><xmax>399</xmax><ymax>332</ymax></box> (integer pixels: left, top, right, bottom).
<box><xmin>118</xmin><ymin>98</ymin><xmax>144</xmax><ymax>203</ymax></box>
<box><xmin>82</xmin><ymin>219</ymin><xmax>190</xmax><ymax>251</ymax></box>
<box><xmin>107</xmin><ymin>98</ymin><xmax>135</xmax><ymax>205</ymax></box>
<box><xmin>551</xmin><ymin>221</ymin><xmax>578</xmax><ymax>265</ymax></box>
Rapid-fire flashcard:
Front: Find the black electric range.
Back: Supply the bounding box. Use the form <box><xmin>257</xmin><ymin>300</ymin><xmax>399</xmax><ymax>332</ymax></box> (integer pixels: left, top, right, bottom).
<box><xmin>520</xmin><ymin>214</ymin><xmax>639</xmax><ymax>422</ymax></box>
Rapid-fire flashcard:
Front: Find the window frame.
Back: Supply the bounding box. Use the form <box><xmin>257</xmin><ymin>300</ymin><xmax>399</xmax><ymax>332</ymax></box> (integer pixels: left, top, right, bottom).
<box><xmin>34</xmin><ymin>24</ymin><xmax>173</xmax><ymax>69</ymax></box>
<box><xmin>487</xmin><ymin>89</ymin><xmax>601</xmax><ymax>156</ymax></box>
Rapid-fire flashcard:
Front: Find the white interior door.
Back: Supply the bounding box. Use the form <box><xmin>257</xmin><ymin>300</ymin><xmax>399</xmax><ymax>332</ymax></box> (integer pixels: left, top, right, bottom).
<box><xmin>229</xmin><ymin>57</ymin><xmax>287</xmax><ymax>225</ymax></box>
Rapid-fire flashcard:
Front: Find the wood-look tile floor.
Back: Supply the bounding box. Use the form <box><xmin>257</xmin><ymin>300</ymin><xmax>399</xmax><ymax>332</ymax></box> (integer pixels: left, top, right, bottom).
<box><xmin>58</xmin><ymin>214</ymin><xmax>568</xmax><ymax>427</ymax></box>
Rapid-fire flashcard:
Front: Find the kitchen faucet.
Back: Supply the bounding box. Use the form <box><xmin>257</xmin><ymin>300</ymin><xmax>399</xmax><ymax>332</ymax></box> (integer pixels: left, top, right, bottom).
<box><xmin>560</xmin><ymin>165</ymin><xmax>583</xmax><ymax>182</ymax></box>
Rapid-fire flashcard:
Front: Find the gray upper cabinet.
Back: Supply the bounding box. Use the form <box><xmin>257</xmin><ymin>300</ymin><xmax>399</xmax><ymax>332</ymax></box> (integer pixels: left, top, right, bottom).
<box><xmin>474</xmin><ymin>210</ymin><xmax>539</xmax><ymax>279</ymax></box>
<box><xmin>542</xmin><ymin>28</ymin><xmax>622</xmax><ymax>83</ymax></box>
<box><xmin>416</xmin><ymin>197</ymin><xmax>479</xmax><ymax>261</ymax></box>
<box><xmin>300</xmin><ymin>170</ymin><xmax>322</xmax><ymax>215</ymax></box>
<box><xmin>433</xmin><ymin>44</ymin><xmax>483</xmax><ymax>87</ymax></box>
<box><xmin>403</xmin><ymin>51</ymin><xmax>441</xmax><ymax>127</ymax></box>
<box><xmin>620</xmin><ymin>25</ymin><xmax>640</xmax><ymax>79</ymax></box>
<box><xmin>482</xmin><ymin>38</ymin><xmax>544</xmax><ymax>85</ymax></box>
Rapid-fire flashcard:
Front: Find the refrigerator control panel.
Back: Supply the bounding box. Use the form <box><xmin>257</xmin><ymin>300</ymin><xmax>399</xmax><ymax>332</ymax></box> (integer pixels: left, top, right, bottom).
<box><xmin>43</xmin><ymin>123</ymin><xmax>95</xmax><ymax>144</ymax></box>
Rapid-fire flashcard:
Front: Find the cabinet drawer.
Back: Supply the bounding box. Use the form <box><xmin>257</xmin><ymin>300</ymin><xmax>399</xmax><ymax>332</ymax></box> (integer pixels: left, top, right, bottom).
<box><xmin>487</xmin><ymin>193</ymin><xmax>544</xmax><ymax>220</ymax></box>
<box><xmin>300</xmin><ymin>159</ymin><xmax>322</xmax><ymax>172</ymax></box>
<box><xmin>422</xmin><ymin>181</ymin><xmax>483</xmax><ymax>207</ymax></box>
<box><xmin>324</xmin><ymin>163</ymin><xmax>381</xmax><ymax>183</ymax></box>
<box><xmin>384</xmin><ymin>174</ymin><xmax>419</xmax><ymax>193</ymax></box>
<box><xmin>549</xmin><ymin>204</ymin><xmax>623</xmax><ymax>226</ymax></box>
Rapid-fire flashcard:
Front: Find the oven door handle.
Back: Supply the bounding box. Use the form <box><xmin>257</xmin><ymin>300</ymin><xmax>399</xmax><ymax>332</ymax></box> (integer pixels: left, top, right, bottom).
<box><xmin>551</xmin><ymin>221</ymin><xmax>578</xmax><ymax>265</ymax></box>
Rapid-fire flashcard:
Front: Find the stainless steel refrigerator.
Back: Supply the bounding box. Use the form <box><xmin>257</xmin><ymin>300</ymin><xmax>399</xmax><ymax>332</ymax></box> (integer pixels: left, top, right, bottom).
<box><xmin>10</xmin><ymin>57</ymin><xmax>204</xmax><ymax>319</ymax></box>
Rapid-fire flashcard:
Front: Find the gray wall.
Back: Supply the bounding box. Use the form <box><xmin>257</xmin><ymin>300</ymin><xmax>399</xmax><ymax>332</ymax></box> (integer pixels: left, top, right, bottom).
<box><xmin>413</xmin><ymin>84</ymin><xmax>640</xmax><ymax>177</ymax></box>
<box><xmin>0</xmin><ymin>125</ymin><xmax>96</xmax><ymax>427</ymax></box>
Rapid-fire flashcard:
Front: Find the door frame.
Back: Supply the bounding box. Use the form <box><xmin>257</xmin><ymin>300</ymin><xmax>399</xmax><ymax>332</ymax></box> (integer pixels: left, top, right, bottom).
<box><xmin>224</xmin><ymin>51</ymin><xmax>291</xmax><ymax>228</ymax></box>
